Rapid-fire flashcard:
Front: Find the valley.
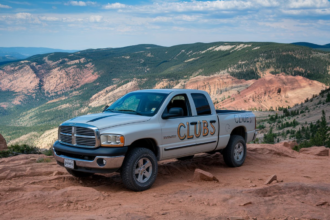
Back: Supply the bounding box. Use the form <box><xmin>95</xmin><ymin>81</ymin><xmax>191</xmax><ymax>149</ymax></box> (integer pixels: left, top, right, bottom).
<box><xmin>0</xmin><ymin>41</ymin><xmax>330</xmax><ymax>148</ymax></box>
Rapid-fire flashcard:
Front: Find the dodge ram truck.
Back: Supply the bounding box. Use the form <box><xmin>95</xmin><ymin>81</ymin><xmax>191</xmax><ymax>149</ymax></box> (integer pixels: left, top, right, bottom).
<box><xmin>53</xmin><ymin>89</ymin><xmax>257</xmax><ymax>191</ymax></box>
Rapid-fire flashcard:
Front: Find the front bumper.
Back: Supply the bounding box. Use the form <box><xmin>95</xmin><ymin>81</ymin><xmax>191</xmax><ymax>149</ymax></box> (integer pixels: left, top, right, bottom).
<box><xmin>53</xmin><ymin>140</ymin><xmax>127</xmax><ymax>173</ymax></box>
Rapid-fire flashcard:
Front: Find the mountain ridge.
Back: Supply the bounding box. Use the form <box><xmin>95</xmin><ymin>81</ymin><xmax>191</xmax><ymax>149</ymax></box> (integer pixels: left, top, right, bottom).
<box><xmin>292</xmin><ymin>42</ymin><xmax>330</xmax><ymax>51</ymax></box>
<box><xmin>0</xmin><ymin>41</ymin><xmax>330</xmax><ymax>145</ymax></box>
<box><xmin>0</xmin><ymin>47</ymin><xmax>77</xmax><ymax>64</ymax></box>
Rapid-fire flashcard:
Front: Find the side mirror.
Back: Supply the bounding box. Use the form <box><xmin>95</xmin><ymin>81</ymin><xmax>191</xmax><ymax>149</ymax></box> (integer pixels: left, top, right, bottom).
<box><xmin>102</xmin><ymin>105</ymin><xmax>109</xmax><ymax>112</ymax></box>
<box><xmin>162</xmin><ymin>107</ymin><xmax>184</xmax><ymax>119</ymax></box>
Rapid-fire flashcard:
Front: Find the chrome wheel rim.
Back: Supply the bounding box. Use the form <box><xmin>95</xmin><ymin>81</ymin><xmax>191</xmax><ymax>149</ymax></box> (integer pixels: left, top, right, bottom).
<box><xmin>234</xmin><ymin>142</ymin><xmax>244</xmax><ymax>162</ymax></box>
<box><xmin>134</xmin><ymin>157</ymin><xmax>153</xmax><ymax>183</ymax></box>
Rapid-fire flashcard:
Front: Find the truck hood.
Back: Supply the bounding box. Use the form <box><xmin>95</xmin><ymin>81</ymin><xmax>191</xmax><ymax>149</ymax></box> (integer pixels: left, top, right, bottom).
<box><xmin>62</xmin><ymin>112</ymin><xmax>151</xmax><ymax>130</ymax></box>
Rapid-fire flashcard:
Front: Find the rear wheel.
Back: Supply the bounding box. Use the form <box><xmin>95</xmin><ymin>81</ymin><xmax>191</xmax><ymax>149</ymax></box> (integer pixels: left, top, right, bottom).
<box><xmin>177</xmin><ymin>155</ymin><xmax>194</xmax><ymax>161</ymax></box>
<box><xmin>223</xmin><ymin>135</ymin><xmax>246</xmax><ymax>167</ymax></box>
<box><xmin>121</xmin><ymin>148</ymin><xmax>158</xmax><ymax>191</ymax></box>
<box><xmin>66</xmin><ymin>169</ymin><xmax>93</xmax><ymax>178</ymax></box>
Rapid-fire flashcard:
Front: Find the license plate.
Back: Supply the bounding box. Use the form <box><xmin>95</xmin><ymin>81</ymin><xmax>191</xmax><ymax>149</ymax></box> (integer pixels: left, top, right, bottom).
<box><xmin>64</xmin><ymin>158</ymin><xmax>75</xmax><ymax>169</ymax></box>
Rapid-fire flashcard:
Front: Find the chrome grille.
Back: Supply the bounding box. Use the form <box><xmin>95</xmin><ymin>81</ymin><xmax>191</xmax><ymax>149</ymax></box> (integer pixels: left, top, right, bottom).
<box><xmin>59</xmin><ymin>125</ymin><xmax>98</xmax><ymax>148</ymax></box>
<box><xmin>60</xmin><ymin>134</ymin><xmax>72</xmax><ymax>144</ymax></box>
<box><xmin>76</xmin><ymin>136</ymin><xmax>96</xmax><ymax>146</ymax></box>
<box><xmin>76</xmin><ymin>127</ymin><xmax>95</xmax><ymax>136</ymax></box>
<box><xmin>60</xmin><ymin>126</ymin><xmax>72</xmax><ymax>134</ymax></box>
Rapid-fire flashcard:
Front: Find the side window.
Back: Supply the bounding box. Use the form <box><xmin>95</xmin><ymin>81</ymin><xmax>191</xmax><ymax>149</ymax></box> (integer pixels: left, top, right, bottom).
<box><xmin>191</xmin><ymin>93</ymin><xmax>211</xmax><ymax>115</ymax></box>
<box><xmin>165</xmin><ymin>94</ymin><xmax>191</xmax><ymax>117</ymax></box>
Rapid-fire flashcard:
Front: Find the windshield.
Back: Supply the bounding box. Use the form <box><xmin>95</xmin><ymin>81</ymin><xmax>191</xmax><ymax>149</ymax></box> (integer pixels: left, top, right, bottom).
<box><xmin>105</xmin><ymin>92</ymin><xmax>168</xmax><ymax>116</ymax></box>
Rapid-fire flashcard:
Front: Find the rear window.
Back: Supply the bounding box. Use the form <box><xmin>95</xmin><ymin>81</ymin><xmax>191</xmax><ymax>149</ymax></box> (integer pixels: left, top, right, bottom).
<box><xmin>191</xmin><ymin>93</ymin><xmax>211</xmax><ymax>115</ymax></box>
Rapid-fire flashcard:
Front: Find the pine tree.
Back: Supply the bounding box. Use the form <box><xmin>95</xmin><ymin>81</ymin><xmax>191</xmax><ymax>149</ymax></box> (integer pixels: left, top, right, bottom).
<box><xmin>326</xmin><ymin>93</ymin><xmax>330</xmax><ymax>102</ymax></box>
<box><xmin>311</xmin><ymin>110</ymin><xmax>330</xmax><ymax>147</ymax></box>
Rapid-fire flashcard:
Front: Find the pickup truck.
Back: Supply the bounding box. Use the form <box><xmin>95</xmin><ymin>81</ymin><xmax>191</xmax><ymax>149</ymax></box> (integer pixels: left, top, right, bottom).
<box><xmin>53</xmin><ymin>89</ymin><xmax>257</xmax><ymax>191</ymax></box>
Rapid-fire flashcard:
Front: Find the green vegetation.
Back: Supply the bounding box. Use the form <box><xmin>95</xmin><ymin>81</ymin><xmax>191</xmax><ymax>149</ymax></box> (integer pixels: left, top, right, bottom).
<box><xmin>0</xmin><ymin>144</ymin><xmax>52</xmax><ymax>158</ymax></box>
<box><xmin>257</xmin><ymin>124</ymin><xmax>266</xmax><ymax>130</ymax></box>
<box><xmin>263</xmin><ymin>127</ymin><xmax>278</xmax><ymax>144</ymax></box>
<box><xmin>36</xmin><ymin>157</ymin><xmax>52</xmax><ymax>163</ymax></box>
<box><xmin>0</xmin><ymin>144</ymin><xmax>41</xmax><ymax>158</ymax></box>
<box><xmin>277</xmin><ymin>119</ymin><xmax>299</xmax><ymax>130</ymax></box>
<box><xmin>326</xmin><ymin>93</ymin><xmax>330</xmax><ymax>102</ymax></box>
<box><xmin>0</xmin><ymin>41</ymin><xmax>330</xmax><ymax>143</ymax></box>
<box><xmin>294</xmin><ymin>110</ymin><xmax>330</xmax><ymax>151</ymax></box>
<box><xmin>260</xmin><ymin>86</ymin><xmax>330</xmax><ymax>145</ymax></box>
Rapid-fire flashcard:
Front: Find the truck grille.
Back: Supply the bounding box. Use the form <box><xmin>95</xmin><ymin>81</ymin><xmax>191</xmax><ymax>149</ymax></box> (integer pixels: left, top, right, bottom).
<box><xmin>59</xmin><ymin>125</ymin><xmax>97</xmax><ymax>148</ymax></box>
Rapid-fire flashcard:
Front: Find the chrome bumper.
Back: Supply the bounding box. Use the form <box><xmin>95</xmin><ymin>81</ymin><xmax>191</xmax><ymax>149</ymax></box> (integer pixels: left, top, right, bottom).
<box><xmin>53</xmin><ymin>148</ymin><xmax>125</xmax><ymax>170</ymax></box>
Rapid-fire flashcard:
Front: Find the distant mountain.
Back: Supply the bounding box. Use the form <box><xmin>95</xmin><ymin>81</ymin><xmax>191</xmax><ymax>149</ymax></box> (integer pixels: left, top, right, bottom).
<box><xmin>0</xmin><ymin>47</ymin><xmax>77</xmax><ymax>64</ymax></box>
<box><xmin>292</xmin><ymin>42</ymin><xmax>330</xmax><ymax>51</ymax></box>
<box><xmin>0</xmin><ymin>42</ymin><xmax>330</xmax><ymax>147</ymax></box>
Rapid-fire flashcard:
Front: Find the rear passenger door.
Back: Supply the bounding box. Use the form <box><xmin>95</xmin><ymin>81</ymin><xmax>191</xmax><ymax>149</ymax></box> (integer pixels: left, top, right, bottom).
<box><xmin>190</xmin><ymin>93</ymin><xmax>218</xmax><ymax>151</ymax></box>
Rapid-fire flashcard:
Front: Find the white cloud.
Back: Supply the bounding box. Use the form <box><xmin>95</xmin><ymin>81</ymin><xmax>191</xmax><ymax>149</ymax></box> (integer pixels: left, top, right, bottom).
<box><xmin>287</xmin><ymin>0</ymin><xmax>330</xmax><ymax>9</ymax></box>
<box><xmin>66</xmin><ymin>1</ymin><xmax>96</xmax><ymax>7</ymax></box>
<box><xmin>103</xmin><ymin>3</ymin><xmax>127</xmax><ymax>9</ymax></box>
<box><xmin>89</xmin><ymin>15</ymin><xmax>102</xmax><ymax>22</ymax></box>
<box><xmin>40</xmin><ymin>16</ymin><xmax>60</xmax><ymax>21</ymax></box>
<box><xmin>0</xmin><ymin>3</ymin><xmax>11</xmax><ymax>8</ymax></box>
<box><xmin>1</xmin><ymin>1</ymin><xmax>330</xmax><ymax>48</ymax></box>
<box><xmin>102</xmin><ymin>0</ymin><xmax>281</xmax><ymax>13</ymax></box>
<box><xmin>16</xmin><ymin>13</ymin><xmax>32</xmax><ymax>19</ymax></box>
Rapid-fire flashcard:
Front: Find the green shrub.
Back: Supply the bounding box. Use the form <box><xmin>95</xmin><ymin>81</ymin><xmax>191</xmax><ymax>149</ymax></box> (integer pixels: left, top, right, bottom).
<box><xmin>0</xmin><ymin>144</ymin><xmax>53</xmax><ymax>158</ymax></box>
<box><xmin>42</xmin><ymin>147</ymin><xmax>53</xmax><ymax>156</ymax></box>
<box><xmin>257</xmin><ymin>124</ymin><xmax>266</xmax><ymax>129</ymax></box>
<box><xmin>36</xmin><ymin>157</ymin><xmax>52</xmax><ymax>163</ymax></box>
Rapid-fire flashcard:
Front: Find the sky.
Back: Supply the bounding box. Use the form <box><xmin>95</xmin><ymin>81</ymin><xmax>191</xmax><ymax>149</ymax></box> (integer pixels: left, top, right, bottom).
<box><xmin>0</xmin><ymin>0</ymin><xmax>329</xmax><ymax>50</ymax></box>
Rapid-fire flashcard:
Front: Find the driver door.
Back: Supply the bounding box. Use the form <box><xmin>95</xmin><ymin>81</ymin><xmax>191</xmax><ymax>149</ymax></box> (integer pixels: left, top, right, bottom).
<box><xmin>160</xmin><ymin>94</ymin><xmax>202</xmax><ymax>160</ymax></box>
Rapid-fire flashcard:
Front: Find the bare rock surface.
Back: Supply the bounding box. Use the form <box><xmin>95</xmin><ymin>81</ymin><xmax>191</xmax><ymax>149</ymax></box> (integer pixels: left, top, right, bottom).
<box><xmin>0</xmin><ymin>134</ymin><xmax>7</xmax><ymax>151</ymax></box>
<box><xmin>283</xmin><ymin>141</ymin><xmax>298</xmax><ymax>149</ymax></box>
<box><xmin>0</xmin><ymin>143</ymin><xmax>330</xmax><ymax>219</ymax></box>
<box><xmin>265</xmin><ymin>174</ymin><xmax>277</xmax><ymax>185</ymax></box>
<box><xmin>192</xmin><ymin>168</ymin><xmax>219</xmax><ymax>182</ymax></box>
<box><xmin>299</xmin><ymin>146</ymin><xmax>329</xmax><ymax>156</ymax></box>
<box><xmin>247</xmin><ymin>143</ymin><xmax>298</xmax><ymax>158</ymax></box>
<box><xmin>216</xmin><ymin>73</ymin><xmax>326</xmax><ymax>111</ymax></box>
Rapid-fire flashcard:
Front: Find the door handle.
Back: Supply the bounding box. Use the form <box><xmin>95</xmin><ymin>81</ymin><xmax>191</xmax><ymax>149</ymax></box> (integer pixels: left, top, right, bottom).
<box><xmin>190</xmin><ymin>122</ymin><xmax>197</xmax><ymax>125</ymax></box>
<box><xmin>210</xmin><ymin>120</ymin><xmax>216</xmax><ymax>123</ymax></box>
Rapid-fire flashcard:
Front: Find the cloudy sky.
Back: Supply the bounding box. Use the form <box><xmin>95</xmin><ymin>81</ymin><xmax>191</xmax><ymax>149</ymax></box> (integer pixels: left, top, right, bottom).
<box><xmin>0</xmin><ymin>0</ymin><xmax>329</xmax><ymax>50</ymax></box>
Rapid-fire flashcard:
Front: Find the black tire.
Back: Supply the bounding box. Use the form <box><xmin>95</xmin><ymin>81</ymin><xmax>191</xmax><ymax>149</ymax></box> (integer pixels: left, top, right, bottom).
<box><xmin>222</xmin><ymin>135</ymin><xmax>246</xmax><ymax>167</ymax></box>
<box><xmin>121</xmin><ymin>148</ymin><xmax>158</xmax><ymax>191</ymax></box>
<box><xmin>177</xmin><ymin>155</ymin><xmax>194</xmax><ymax>161</ymax></box>
<box><xmin>66</xmin><ymin>168</ymin><xmax>93</xmax><ymax>178</ymax></box>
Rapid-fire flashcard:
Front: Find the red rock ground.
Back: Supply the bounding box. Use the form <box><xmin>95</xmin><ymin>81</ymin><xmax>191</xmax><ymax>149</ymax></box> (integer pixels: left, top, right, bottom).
<box><xmin>0</xmin><ymin>144</ymin><xmax>329</xmax><ymax>220</ymax></box>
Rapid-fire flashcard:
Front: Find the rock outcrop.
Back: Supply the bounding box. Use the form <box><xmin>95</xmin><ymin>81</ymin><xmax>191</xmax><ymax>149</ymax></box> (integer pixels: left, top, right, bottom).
<box><xmin>264</xmin><ymin>174</ymin><xmax>277</xmax><ymax>185</ymax></box>
<box><xmin>192</xmin><ymin>168</ymin><xmax>219</xmax><ymax>182</ymax></box>
<box><xmin>283</xmin><ymin>141</ymin><xmax>298</xmax><ymax>149</ymax></box>
<box><xmin>216</xmin><ymin>73</ymin><xmax>326</xmax><ymax>110</ymax></box>
<box><xmin>0</xmin><ymin>134</ymin><xmax>8</xmax><ymax>151</ymax></box>
<box><xmin>299</xmin><ymin>146</ymin><xmax>329</xmax><ymax>156</ymax></box>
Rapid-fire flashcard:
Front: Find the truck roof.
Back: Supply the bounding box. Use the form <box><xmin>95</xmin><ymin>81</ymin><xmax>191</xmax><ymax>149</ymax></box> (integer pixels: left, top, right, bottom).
<box><xmin>131</xmin><ymin>89</ymin><xmax>207</xmax><ymax>94</ymax></box>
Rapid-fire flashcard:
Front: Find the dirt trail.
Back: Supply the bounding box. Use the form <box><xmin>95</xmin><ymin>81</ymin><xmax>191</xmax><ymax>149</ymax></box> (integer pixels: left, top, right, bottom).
<box><xmin>0</xmin><ymin>144</ymin><xmax>329</xmax><ymax>220</ymax></box>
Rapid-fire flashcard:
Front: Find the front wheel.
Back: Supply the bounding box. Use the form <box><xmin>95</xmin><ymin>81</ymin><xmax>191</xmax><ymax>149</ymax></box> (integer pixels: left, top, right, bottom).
<box><xmin>222</xmin><ymin>135</ymin><xmax>246</xmax><ymax>167</ymax></box>
<box><xmin>121</xmin><ymin>148</ymin><xmax>158</xmax><ymax>191</ymax></box>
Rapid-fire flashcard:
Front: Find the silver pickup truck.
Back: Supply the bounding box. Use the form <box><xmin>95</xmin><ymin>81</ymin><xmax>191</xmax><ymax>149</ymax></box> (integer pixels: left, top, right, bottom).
<box><xmin>53</xmin><ymin>89</ymin><xmax>257</xmax><ymax>191</ymax></box>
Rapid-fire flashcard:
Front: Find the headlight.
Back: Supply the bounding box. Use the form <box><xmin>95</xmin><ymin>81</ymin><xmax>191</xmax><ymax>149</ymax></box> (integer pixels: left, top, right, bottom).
<box><xmin>100</xmin><ymin>134</ymin><xmax>125</xmax><ymax>147</ymax></box>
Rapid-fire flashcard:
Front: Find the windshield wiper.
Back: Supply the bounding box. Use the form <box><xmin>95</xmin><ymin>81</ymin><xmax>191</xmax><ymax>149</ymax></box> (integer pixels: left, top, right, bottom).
<box><xmin>116</xmin><ymin>109</ymin><xmax>142</xmax><ymax>115</ymax></box>
<box><xmin>104</xmin><ymin>109</ymin><xmax>115</xmax><ymax>112</ymax></box>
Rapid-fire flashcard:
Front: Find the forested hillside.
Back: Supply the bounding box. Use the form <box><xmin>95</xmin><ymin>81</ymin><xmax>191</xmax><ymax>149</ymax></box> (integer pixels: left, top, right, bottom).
<box><xmin>0</xmin><ymin>41</ymin><xmax>330</xmax><ymax>146</ymax></box>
